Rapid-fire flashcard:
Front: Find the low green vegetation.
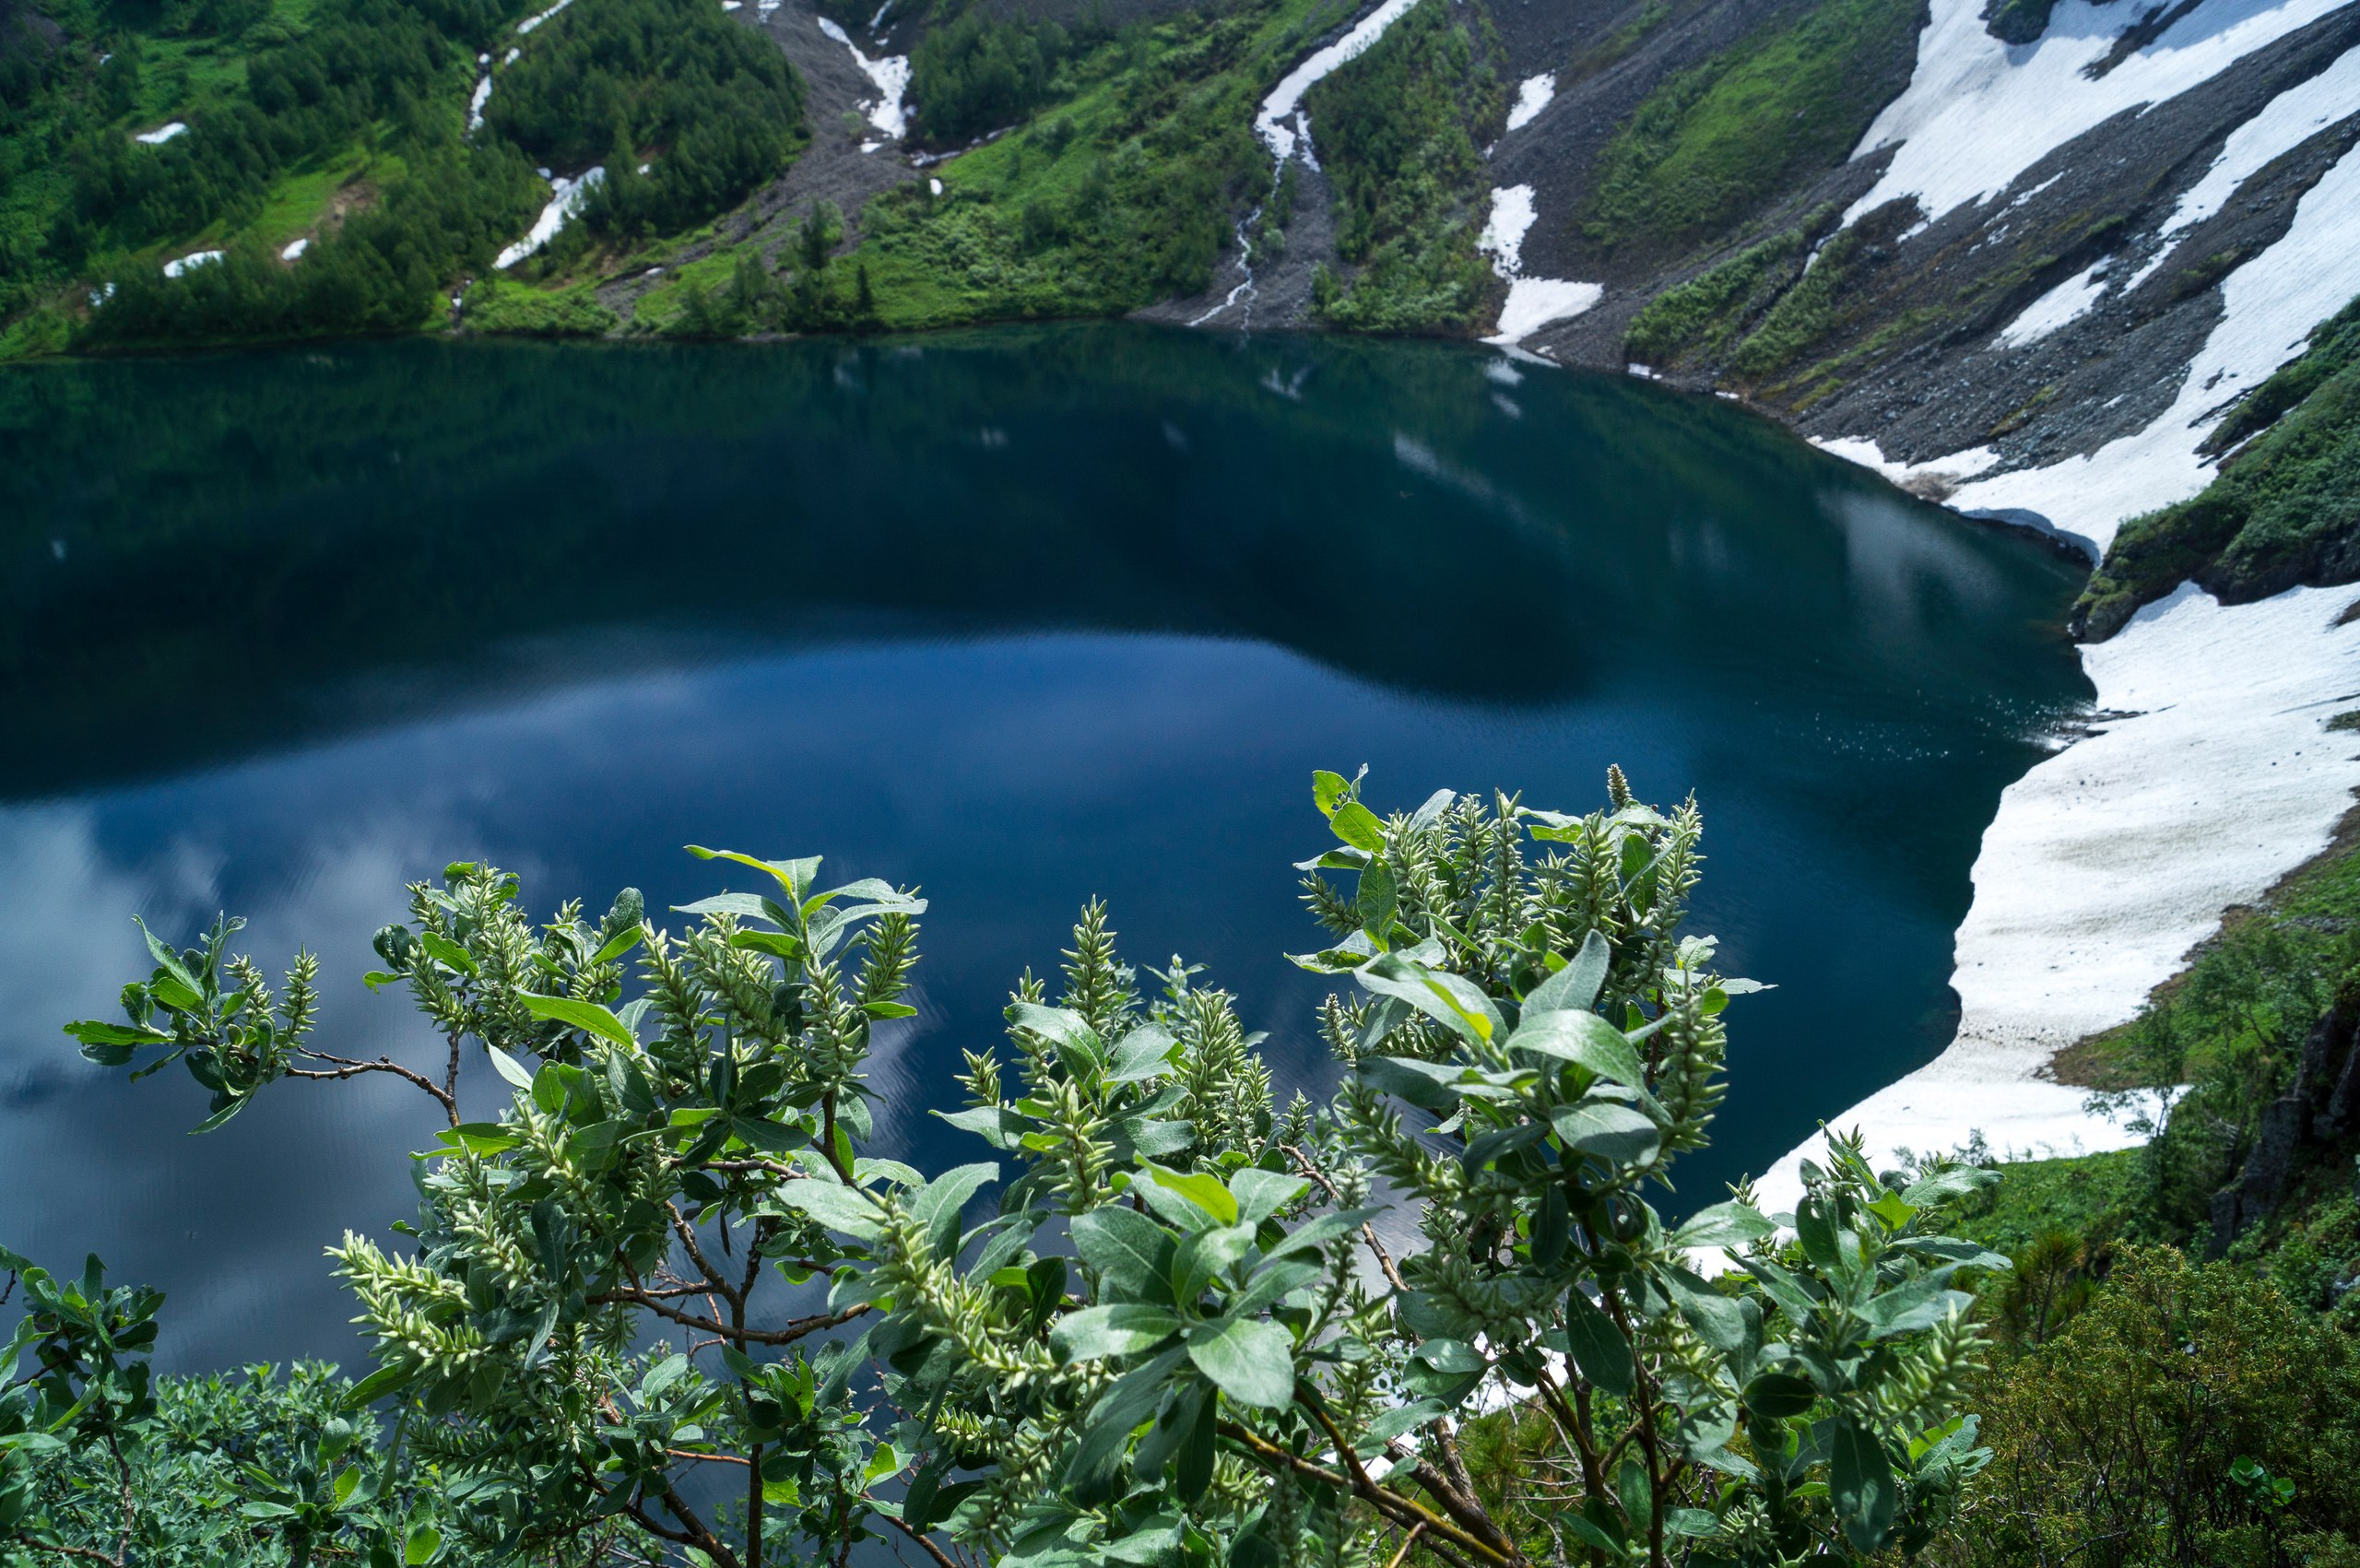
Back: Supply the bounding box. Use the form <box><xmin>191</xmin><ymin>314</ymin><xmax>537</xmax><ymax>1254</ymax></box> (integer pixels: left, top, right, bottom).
<box><xmin>461</xmin><ymin>271</ymin><xmax>615</xmax><ymax>333</ymax></box>
<box><xmin>1621</xmin><ymin>206</ymin><xmax>1829</xmax><ymax>366</ymax></box>
<box><xmin>846</xmin><ymin>0</ymin><xmax>1345</xmax><ymax>330</ymax></box>
<box><xmin>2078</xmin><ymin>291</ymin><xmax>2360</xmax><ymax>638</ymax></box>
<box><xmin>1577</xmin><ymin>0</ymin><xmax>1918</xmax><ymax>263</ymax></box>
<box><xmin>1301</xmin><ymin>0</ymin><xmax>1500</xmax><ymax>331</ymax></box>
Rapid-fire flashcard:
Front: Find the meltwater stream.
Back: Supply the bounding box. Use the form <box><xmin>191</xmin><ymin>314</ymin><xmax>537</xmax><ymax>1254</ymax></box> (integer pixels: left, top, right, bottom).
<box><xmin>0</xmin><ymin>324</ymin><xmax>2089</xmax><ymax>1367</ymax></box>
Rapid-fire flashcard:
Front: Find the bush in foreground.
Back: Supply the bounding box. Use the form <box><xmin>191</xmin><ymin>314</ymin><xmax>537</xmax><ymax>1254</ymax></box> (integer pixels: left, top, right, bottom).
<box><xmin>13</xmin><ymin>771</ymin><xmax>2007</xmax><ymax>1566</ymax></box>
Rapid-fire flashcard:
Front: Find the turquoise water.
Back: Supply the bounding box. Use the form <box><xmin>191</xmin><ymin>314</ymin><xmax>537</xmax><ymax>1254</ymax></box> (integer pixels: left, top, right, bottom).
<box><xmin>0</xmin><ymin>325</ymin><xmax>2090</xmax><ymax>1366</ymax></box>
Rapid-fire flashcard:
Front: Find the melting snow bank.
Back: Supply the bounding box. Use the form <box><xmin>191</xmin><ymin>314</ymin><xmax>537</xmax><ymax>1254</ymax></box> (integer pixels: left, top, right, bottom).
<box><xmin>161</xmin><ymin>250</ymin><xmax>223</xmax><ymax>277</ymax></box>
<box><xmin>467</xmin><ymin>74</ymin><xmax>494</xmax><ymax>132</ymax></box>
<box><xmin>134</xmin><ymin>122</ymin><xmax>188</xmax><ymax>145</ymax></box>
<box><xmin>1254</xmin><ymin>0</ymin><xmax>1421</xmax><ymax>163</ymax></box>
<box><xmin>1756</xmin><ymin>582</ymin><xmax>2360</xmax><ymax>1211</ymax></box>
<box><xmin>281</xmin><ymin>237</ymin><xmax>309</xmax><ymax>261</ymax></box>
<box><xmin>1475</xmin><ymin>183</ymin><xmax>1601</xmax><ymax>346</ymax></box>
<box><xmin>495</xmin><ymin>167</ymin><xmax>604</xmax><ymax>268</ymax></box>
<box><xmin>817</xmin><ymin>18</ymin><xmax>909</xmax><ymax>141</ymax></box>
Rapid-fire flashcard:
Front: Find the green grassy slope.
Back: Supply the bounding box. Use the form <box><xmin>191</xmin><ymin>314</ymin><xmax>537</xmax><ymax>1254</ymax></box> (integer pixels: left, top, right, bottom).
<box><xmin>0</xmin><ymin>0</ymin><xmax>804</xmax><ymax>355</ymax></box>
<box><xmin>1576</xmin><ymin>0</ymin><xmax>1919</xmax><ymax>265</ymax></box>
<box><xmin>2075</xmin><ymin>291</ymin><xmax>2360</xmax><ymax>639</ymax></box>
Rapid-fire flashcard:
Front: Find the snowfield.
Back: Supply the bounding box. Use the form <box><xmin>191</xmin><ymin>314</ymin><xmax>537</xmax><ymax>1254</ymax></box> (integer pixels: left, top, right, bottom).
<box><xmin>1758</xmin><ymin>582</ymin><xmax>2360</xmax><ymax>1208</ymax></box>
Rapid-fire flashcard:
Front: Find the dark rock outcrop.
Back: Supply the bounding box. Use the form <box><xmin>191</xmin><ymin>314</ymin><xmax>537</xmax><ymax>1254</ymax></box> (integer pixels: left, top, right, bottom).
<box><xmin>2209</xmin><ymin>988</ymin><xmax>2360</xmax><ymax>1254</ymax></box>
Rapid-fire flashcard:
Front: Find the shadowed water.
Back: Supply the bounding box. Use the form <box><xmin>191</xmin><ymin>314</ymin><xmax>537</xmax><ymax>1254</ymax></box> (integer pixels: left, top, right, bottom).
<box><xmin>0</xmin><ymin>324</ymin><xmax>2091</xmax><ymax>1368</ymax></box>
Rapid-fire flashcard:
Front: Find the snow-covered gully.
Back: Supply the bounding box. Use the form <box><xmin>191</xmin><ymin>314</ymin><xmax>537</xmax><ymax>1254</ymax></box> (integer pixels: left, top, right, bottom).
<box><xmin>1762</xmin><ymin>0</ymin><xmax>2360</xmax><ymax>1200</ymax></box>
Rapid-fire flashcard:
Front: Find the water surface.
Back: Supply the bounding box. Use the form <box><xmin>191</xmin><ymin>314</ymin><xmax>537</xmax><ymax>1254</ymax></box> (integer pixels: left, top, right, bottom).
<box><xmin>0</xmin><ymin>325</ymin><xmax>2091</xmax><ymax>1366</ymax></box>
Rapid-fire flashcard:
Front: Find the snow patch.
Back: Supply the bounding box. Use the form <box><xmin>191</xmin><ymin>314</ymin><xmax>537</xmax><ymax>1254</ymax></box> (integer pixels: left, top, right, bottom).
<box><xmin>134</xmin><ymin>122</ymin><xmax>187</xmax><ymax>145</ymax></box>
<box><xmin>280</xmin><ymin>237</ymin><xmax>309</xmax><ymax>261</ymax></box>
<box><xmin>467</xmin><ymin>75</ymin><xmax>493</xmax><ymax>132</ymax></box>
<box><xmin>1475</xmin><ymin>182</ymin><xmax>1536</xmax><ymax>272</ymax></box>
<box><xmin>1475</xmin><ymin>183</ymin><xmax>1603</xmax><ymax>345</ymax></box>
<box><xmin>1254</xmin><ymin>0</ymin><xmax>1422</xmax><ymax>164</ymax></box>
<box><xmin>1504</xmin><ymin>72</ymin><xmax>1555</xmax><ymax>135</ymax></box>
<box><xmin>818</xmin><ymin>18</ymin><xmax>910</xmax><ymax>140</ymax></box>
<box><xmin>1755</xmin><ymin>582</ymin><xmax>2360</xmax><ymax>1212</ymax></box>
<box><xmin>1995</xmin><ymin>261</ymin><xmax>2106</xmax><ymax>348</ymax></box>
<box><xmin>1950</xmin><ymin>136</ymin><xmax>2360</xmax><ymax>556</ymax></box>
<box><xmin>1846</xmin><ymin>0</ymin><xmax>2350</xmax><ymax>229</ymax></box>
<box><xmin>161</xmin><ymin>250</ymin><xmax>224</xmax><ymax>278</ymax></box>
<box><xmin>1491</xmin><ymin>280</ymin><xmax>1603</xmax><ymax>344</ymax></box>
<box><xmin>516</xmin><ymin>0</ymin><xmax>572</xmax><ymax>32</ymax></box>
<box><xmin>495</xmin><ymin>167</ymin><xmax>605</xmax><ymax>269</ymax></box>
<box><xmin>1811</xmin><ymin>435</ymin><xmax>2004</xmax><ymax>489</ymax></box>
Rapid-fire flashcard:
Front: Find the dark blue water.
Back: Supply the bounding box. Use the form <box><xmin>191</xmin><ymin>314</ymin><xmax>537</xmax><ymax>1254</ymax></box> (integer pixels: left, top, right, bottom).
<box><xmin>0</xmin><ymin>325</ymin><xmax>2091</xmax><ymax>1368</ymax></box>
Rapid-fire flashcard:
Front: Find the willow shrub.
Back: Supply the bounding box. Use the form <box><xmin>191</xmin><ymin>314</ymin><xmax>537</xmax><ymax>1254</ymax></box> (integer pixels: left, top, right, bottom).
<box><xmin>1959</xmin><ymin>1245</ymin><xmax>2360</xmax><ymax>1566</ymax></box>
<box><xmin>23</xmin><ymin>770</ymin><xmax>2009</xmax><ymax>1567</ymax></box>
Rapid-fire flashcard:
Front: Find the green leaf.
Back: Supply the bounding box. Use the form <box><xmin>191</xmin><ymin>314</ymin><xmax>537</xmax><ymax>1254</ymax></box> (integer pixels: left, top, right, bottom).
<box><xmin>777</xmin><ymin>1179</ymin><xmax>885</xmax><ymax>1241</ymax></box>
<box><xmin>1186</xmin><ymin>1315</ymin><xmax>1294</xmax><ymax>1408</ymax></box>
<box><xmin>1312</xmin><ymin>770</ymin><xmax>1352</xmax><ymax>818</ymax></box>
<box><xmin>416</xmin><ymin>931</ymin><xmax>478</xmax><ymax>976</ymax></box>
<box><xmin>1356</xmin><ymin>1055</ymin><xmax>1465</xmax><ymax>1112</ymax></box>
<box><xmin>1564</xmin><ymin>1289</ymin><xmax>1634</xmax><ymax>1397</ymax></box>
<box><xmin>684</xmin><ymin>846</ymin><xmax>820</xmax><ymax>901</ymax></box>
<box><xmin>1139</xmin><ymin>1164</ymin><xmax>1239</xmax><ymax>1228</ymax></box>
<box><xmin>1357</xmin><ymin>953</ymin><xmax>1500</xmax><ymax>1045</ymax></box>
<box><xmin>1356</xmin><ymin>860</ymin><xmax>1398</xmax><ymax>940</ymax></box>
<box><xmin>521</xmin><ymin>994</ymin><xmax>634</xmax><ymax>1048</ymax></box>
<box><xmin>1072</xmin><ymin>1207</ymin><xmax>1177</xmax><ymax>1303</ymax></box>
<box><xmin>1670</xmin><ymin>1201</ymin><xmax>1775</xmax><ymax>1252</ymax></box>
<box><xmin>1741</xmin><ymin>1371</ymin><xmax>1815</xmax><ymax>1419</ymax></box>
<box><xmin>1229</xmin><ymin>1167</ymin><xmax>1311</xmax><ymax>1227</ymax></box>
<box><xmin>1663</xmin><ymin>1267</ymin><xmax>1749</xmax><ymax>1355</ymax></box>
<box><xmin>1328</xmin><ymin>800</ymin><xmax>1386</xmax><ymax>853</ymax></box>
<box><xmin>1007</xmin><ymin>1003</ymin><xmax>1104</xmax><ymax>1077</ymax></box>
<box><xmin>1053</xmin><ymin>1304</ymin><xmax>1185</xmax><ymax>1361</ymax></box>
<box><xmin>405</xmin><ymin>1525</ymin><xmax>442</xmax><ymax>1566</ymax></box>
<box><xmin>1509</xmin><ymin>1008</ymin><xmax>1645</xmax><ymax>1087</ymax></box>
<box><xmin>1106</xmin><ymin>1024</ymin><xmax>1178</xmax><ymax>1084</ymax></box>
<box><xmin>486</xmin><ymin>1046</ymin><xmax>537</xmax><ymax>1091</ymax></box>
<box><xmin>908</xmin><ymin>1163</ymin><xmax>998</xmax><ymax>1259</ymax></box>
<box><xmin>64</xmin><ymin>1021</ymin><xmax>172</xmax><ymax>1048</ymax></box>
<box><xmin>1551</xmin><ymin>1102</ymin><xmax>1661</xmax><ymax>1166</ymax></box>
<box><xmin>1526</xmin><ymin>928</ymin><xmax>1611</xmax><ymax>1015</ymax></box>
<box><xmin>1831</xmin><ymin>1418</ymin><xmax>1896</xmax><ymax>1553</ymax></box>
<box><xmin>862</xmin><ymin>999</ymin><xmax>919</xmax><ymax>1020</ymax></box>
<box><xmin>1067</xmin><ymin>1348</ymin><xmax>1186</xmax><ymax>1499</ymax></box>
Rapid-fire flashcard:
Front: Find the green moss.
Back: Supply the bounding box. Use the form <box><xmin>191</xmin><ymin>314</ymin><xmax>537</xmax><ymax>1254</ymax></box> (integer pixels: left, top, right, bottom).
<box><xmin>1578</xmin><ymin>0</ymin><xmax>1918</xmax><ymax>261</ymax></box>
<box><xmin>2077</xmin><ymin>290</ymin><xmax>2360</xmax><ymax>638</ymax></box>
